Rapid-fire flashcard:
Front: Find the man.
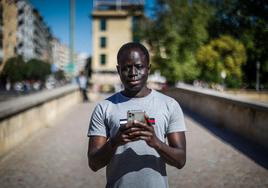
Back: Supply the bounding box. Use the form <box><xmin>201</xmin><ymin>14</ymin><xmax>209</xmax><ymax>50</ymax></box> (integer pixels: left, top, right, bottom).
<box><xmin>87</xmin><ymin>42</ymin><xmax>186</xmax><ymax>188</ymax></box>
<box><xmin>78</xmin><ymin>71</ymin><xmax>89</xmax><ymax>102</ymax></box>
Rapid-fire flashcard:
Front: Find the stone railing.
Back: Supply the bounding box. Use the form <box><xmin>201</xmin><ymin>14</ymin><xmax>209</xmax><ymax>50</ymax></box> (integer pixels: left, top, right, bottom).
<box><xmin>164</xmin><ymin>85</ymin><xmax>268</xmax><ymax>150</ymax></box>
<box><xmin>0</xmin><ymin>84</ymin><xmax>82</xmax><ymax>158</ymax></box>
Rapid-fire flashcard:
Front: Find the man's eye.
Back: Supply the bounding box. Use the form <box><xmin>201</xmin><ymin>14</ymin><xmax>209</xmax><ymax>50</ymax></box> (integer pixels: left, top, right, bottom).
<box><xmin>135</xmin><ymin>65</ymin><xmax>144</xmax><ymax>70</ymax></box>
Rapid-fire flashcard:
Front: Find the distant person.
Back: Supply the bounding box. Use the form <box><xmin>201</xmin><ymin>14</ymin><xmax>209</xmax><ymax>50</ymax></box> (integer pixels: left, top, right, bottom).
<box><xmin>5</xmin><ymin>79</ymin><xmax>11</xmax><ymax>91</ymax></box>
<box><xmin>78</xmin><ymin>71</ymin><xmax>89</xmax><ymax>102</ymax></box>
<box><xmin>87</xmin><ymin>42</ymin><xmax>186</xmax><ymax>187</ymax></box>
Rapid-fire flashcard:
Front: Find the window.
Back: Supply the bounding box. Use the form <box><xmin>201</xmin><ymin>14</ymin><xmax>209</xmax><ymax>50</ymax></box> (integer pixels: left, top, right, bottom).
<box><xmin>100</xmin><ymin>54</ymin><xmax>106</xmax><ymax>65</ymax></box>
<box><xmin>100</xmin><ymin>18</ymin><xmax>106</xmax><ymax>31</ymax></box>
<box><xmin>18</xmin><ymin>9</ymin><xmax>24</xmax><ymax>15</ymax></box>
<box><xmin>132</xmin><ymin>16</ymin><xmax>140</xmax><ymax>42</ymax></box>
<box><xmin>18</xmin><ymin>19</ymin><xmax>24</xmax><ymax>26</ymax></box>
<box><xmin>100</xmin><ymin>37</ymin><xmax>106</xmax><ymax>48</ymax></box>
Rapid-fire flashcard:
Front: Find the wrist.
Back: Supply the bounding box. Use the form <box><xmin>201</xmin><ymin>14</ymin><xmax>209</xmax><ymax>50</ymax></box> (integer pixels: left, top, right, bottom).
<box><xmin>109</xmin><ymin>137</ymin><xmax>118</xmax><ymax>149</ymax></box>
<box><xmin>153</xmin><ymin>138</ymin><xmax>163</xmax><ymax>151</ymax></box>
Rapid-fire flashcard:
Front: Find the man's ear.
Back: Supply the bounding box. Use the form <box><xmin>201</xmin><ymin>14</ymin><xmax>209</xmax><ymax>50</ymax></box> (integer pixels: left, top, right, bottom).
<box><xmin>148</xmin><ymin>64</ymin><xmax>151</xmax><ymax>73</ymax></box>
<box><xmin>116</xmin><ymin>65</ymin><xmax>120</xmax><ymax>74</ymax></box>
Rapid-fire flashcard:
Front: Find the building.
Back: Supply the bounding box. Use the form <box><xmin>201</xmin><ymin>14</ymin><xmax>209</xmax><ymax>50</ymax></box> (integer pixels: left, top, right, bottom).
<box><xmin>91</xmin><ymin>0</ymin><xmax>144</xmax><ymax>90</ymax></box>
<box><xmin>0</xmin><ymin>0</ymin><xmax>52</xmax><ymax>72</ymax></box>
<box><xmin>0</xmin><ymin>1</ymin><xmax>3</xmax><ymax>65</ymax></box>
<box><xmin>51</xmin><ymin>38</ymin><xmax>70</xmax><ymax>72</ymax></box>
<box><xmin>75</xmin><ymin>52</ymin><xmax>88</xmax><ymax>74</ymax></box>
<box><xmin>1</xmin><ymin>0</ymin><xmax>17</xmax><ymax>72</ymax></box>
<box><xmin>16</xmin><ymin>0</ymin><xmax>52</xmax><ymax>62</ymax></box>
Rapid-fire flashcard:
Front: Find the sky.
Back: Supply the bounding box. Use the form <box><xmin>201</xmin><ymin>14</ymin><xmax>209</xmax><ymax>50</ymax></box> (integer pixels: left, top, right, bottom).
<box><xmin>30</xmin><ymin>0</ymin><xmax>155</xmax><ymax>57</ymax></box>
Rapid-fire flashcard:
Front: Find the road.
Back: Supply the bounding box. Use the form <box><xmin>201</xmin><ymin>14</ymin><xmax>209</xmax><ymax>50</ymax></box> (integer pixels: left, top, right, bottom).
<box><xmin>0</xmin><ymin>98</ymin><xmax>267</xmax><ymax>188</ymax></box>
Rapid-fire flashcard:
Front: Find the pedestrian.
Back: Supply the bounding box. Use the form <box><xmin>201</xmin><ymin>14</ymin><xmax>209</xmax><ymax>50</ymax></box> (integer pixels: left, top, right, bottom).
<box><xmin>87</xmin><ymin>42</ymin><xmax>186</xmax><ymax>188</ymax></box>
<box><xmin>78</xmin><ymin>70</ymin><xmax>89</xmax><ymax>102</ymax></box>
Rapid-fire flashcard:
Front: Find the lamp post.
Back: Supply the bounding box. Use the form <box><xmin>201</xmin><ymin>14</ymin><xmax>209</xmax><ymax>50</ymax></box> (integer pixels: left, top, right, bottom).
<box><xmin>256</xmin><ymin>61</ymin><xmax>260</xmax><ymax>91</ymax></box>
<box><xmin>221</xmin><ymin>70</ymin><xmax>226</xmax><ymax>89</ymax></box>
<box><xmin>68</xmin><ymin>0</ymin><xmax>75</xmax><ymax>79</ymax></box>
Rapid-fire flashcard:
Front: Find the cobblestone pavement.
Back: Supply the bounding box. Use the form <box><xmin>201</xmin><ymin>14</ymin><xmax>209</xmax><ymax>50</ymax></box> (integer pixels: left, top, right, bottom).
<box><xmin>0</xmin><ymin>99</ymin><xmax>267</xmax><ymax>188</ymax></box>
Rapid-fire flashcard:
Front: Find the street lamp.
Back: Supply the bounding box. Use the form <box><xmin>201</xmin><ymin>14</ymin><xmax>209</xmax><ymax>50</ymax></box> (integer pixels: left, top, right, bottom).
<box><xmin>256</xmin><ymin>61</ymin><xmax>260</xmax><ymax>91</ymax></box>
<box><xmin>221</xmin><ymin>70</ymin><xmax>226</xmax><ymax>88</ymax></box>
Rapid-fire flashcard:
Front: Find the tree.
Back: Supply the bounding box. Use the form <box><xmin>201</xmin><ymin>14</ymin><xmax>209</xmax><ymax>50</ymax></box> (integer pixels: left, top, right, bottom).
<box><xmin>1</xmin><ymin>57</ymin><xmax>51</xmax><ymax>84</ymax></box>
<box><xmin>208</xmin><ymin>0</ymin><xmax>268</xmax><ymax>88</ymax></box>
<box><xmin>196</xmin><ymin>35</ymin><xmax>247</xmax><ymax>87</ymax></box>
<box><xmin>26</xmin><ymin>59</ymin><xmax>51</xmax><ymax>82</ymax></box>
<box><xmin>54</xmin><ymin>70</ymin><xmax>65</xmax><ymax>81</ymax></box>
<box><xmin>1</xmin><ymin>56</ymin><xmax>26</xmax><ymax>83</ymax></box>
<box><xmin>139</xmin><ymin>0</ymin><xmax>214</xmax><ymax>85</ymax></box>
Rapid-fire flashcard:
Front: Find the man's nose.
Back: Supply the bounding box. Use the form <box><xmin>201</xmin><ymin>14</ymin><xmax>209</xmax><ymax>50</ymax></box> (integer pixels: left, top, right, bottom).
<box><xmin>128</xmin><ymin>66</ymin><xmax>138</xmax><ymax>76</ymax></box>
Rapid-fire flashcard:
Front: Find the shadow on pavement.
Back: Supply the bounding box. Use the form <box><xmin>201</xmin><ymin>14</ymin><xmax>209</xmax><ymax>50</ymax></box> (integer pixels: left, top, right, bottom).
<box><xmin>182</xmin><ymin>106</ymin><xmax>268</xmax><ymax>170</ymax></box>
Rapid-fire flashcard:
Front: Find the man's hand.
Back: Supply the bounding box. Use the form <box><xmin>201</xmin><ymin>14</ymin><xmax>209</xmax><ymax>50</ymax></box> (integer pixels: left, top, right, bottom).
<box><xmin>110</xmin><ymin>122</ymin><xmax>142</xmax><ymax>147</ymax></box>
<box><xmin>126</xmin><ymin>115</ymin><xmax>161</xmax><ymax>149</ymax></box>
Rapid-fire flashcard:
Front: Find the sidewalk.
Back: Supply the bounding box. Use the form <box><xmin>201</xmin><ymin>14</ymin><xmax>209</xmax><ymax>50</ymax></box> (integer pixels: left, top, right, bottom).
<box><xmin>0</xmin><ymin>96</ymin><xmax>267</xmax><ymax>187</ymax></box>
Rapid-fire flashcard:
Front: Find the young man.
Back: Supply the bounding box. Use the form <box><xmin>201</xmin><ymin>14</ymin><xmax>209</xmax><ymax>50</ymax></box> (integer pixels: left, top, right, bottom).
<box><xmin>87</xmin><ymin>42</ymin><xmax>186</xmax><ymax>188</ymax></box>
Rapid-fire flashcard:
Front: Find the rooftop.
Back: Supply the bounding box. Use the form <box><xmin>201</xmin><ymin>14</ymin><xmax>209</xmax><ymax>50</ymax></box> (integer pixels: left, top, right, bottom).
<box><xmin>93</xmin><ymin>0</ymin><xmax>144</xmax><ymax>11</ymax></box>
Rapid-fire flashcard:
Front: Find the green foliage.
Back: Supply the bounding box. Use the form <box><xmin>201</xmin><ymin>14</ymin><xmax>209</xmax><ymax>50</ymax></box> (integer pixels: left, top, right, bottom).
<box><xmin>140</xmin><ymin>0</ymin><xmax>214</xmax><ymax>85</ymax></box>
<box><xmin>54</xmin><ymin>70</ymin><xmax>65</xmax><ymax>81</ymax></box>
<box><xmin>196</xmin><ymin>35</ymin><xmax>246</xmax><ymax>87</ymax></box>
<box><xmin>208</xmin><ymin>0</ymin><xmax>268</xmax><ymax>88</ymax></box>
<box><xmin>26</xmin><ymin>59</ymin><xmax>51</xmax><ymax>82</ymax></box>
<box><xmin>2</xmin><ymin>56</ymin><xmax>26</xmax><ymax>83</ymax></box>
<box><xmin>1</xmin><ymin>56</ymin><xmax>51</xmax><ymax>83</ymax></box>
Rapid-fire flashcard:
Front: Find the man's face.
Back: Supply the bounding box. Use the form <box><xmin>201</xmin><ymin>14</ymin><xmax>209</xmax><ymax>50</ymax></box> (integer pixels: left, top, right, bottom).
<box><xmin>117</xmin><ymin>48</ymin><xmax>150</xmax><ymax>93</ymax></box>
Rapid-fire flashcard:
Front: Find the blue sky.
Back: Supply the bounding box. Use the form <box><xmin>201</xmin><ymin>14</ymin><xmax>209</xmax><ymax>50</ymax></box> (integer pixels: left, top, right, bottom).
<box><xmin>30</xmin><ymin>0</ymin><xmax>155</xmax><ymax>57</ymax></box>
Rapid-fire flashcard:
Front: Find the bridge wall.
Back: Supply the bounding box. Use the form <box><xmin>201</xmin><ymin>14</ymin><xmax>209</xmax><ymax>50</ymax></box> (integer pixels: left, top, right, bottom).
<box><xmin>0</xmin><ymin>85</ymin><xmax>82</xmax><ymax>158</ymax></box>
<box><xmin>164</xmin><ymin>86</ymin><xmax>268</xmax><ymax>150</ymax></box>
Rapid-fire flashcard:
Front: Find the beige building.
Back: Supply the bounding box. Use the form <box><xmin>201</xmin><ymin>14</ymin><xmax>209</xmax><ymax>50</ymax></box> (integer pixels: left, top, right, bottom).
<box><xmin>91</xmin><ymin>0</ymin><xmax>144</xmax><ymax>90</ymax></box>
<box><xmin>1</xmin><ymin>0</ymin><xmax>17</xmax><ymax>72</ymax></box>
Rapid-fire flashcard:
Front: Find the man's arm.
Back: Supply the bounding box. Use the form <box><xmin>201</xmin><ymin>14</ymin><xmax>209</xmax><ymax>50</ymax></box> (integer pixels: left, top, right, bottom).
<box><xmin>88</xmin><ymin>123</ymin><xmax>140</xmax><ymax>171</ymax></box>
<box><xmin>155</xmin><ymin>132</ymin><xmax>186</xmax><ymax>169</ymax></box>
<box><xmin>87</xmin><ymin>136</ymin><xmax>116</xmax><ymax>172</ymax></box>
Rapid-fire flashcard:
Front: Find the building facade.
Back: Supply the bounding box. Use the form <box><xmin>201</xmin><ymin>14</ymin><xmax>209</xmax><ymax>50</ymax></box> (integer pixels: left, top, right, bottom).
<box><xmin>0</xmin><ymin>0</ymin><xmax>52</xmax><ymax>72</ymax></box>
<box><xmin>0</xmin><ymin>1</ymin><xmax>3</xmax><ymax>65</ymax></box>
<box><xmin>1</xmin><ymin>0</ymin><xmax>17</xmax><ymax>72</ymax></box>
<box><xmin>91</xmin><ymin>0</ymin><xmax>144</xmax><ymax>89</ymax></box>
<box><xmin>51</xmin><ymin>38</ymin><xmax>70</xmax><ymax>72</ymax></box>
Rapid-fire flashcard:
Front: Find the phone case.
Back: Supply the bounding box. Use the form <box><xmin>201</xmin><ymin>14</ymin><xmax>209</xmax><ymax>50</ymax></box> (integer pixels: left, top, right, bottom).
<box><xmin>127</xmin><ymin>110</ymin><xmax>145</xmax><ymax>123</ymax></box>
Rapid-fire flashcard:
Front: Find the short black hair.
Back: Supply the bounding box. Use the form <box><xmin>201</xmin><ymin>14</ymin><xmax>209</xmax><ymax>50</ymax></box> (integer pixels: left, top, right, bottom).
<box><xmin>117</xmin><ymin>42</ymin><xmax>149</xmax><ymax>64</ymax></box>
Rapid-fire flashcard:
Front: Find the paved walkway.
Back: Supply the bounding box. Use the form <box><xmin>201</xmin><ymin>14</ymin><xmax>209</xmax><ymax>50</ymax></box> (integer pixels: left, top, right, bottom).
<box><xmin>0</xmin><ymin>98</ymin><xmax>267</xmax><ymax>188</ymax></box>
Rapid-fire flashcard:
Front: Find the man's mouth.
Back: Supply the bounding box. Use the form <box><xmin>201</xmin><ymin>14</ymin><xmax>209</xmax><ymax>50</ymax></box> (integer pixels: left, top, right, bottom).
<box><xmin>128</xmin><ymin>79</ymin><xmax>141</xmax><ymax>85</ymax></box>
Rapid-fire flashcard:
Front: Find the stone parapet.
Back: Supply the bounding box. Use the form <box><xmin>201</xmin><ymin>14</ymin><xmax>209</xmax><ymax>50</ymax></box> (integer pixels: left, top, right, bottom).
<box><xmin>0</xmin><ymin>84</ymin><xmax>82</xmax><ymax>158</ymax></box>
<box><xmin>164</xmin><ymin>86</ymin><xmax>268</xmax><ymax>150</ymax></box>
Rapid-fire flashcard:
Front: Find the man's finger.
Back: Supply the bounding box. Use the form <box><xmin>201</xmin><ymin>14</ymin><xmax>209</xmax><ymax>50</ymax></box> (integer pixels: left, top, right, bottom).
<box><xmin>119</xmin><ymin>122</ymin><xmax>133</xmax><ymax>131</ymax></box>
<box><xmin>123</xmin><ymin>127</ymin><xmax>141</xmax><ymax>134</ymax></box>
<box><xmin>129</xmin><ymin>130</ymin><xmax>153</xmax><ymax>137</ymax></box>
<box><xmin>133</xmin><ymin>120</ymin><xmax>152</xmax><ymax>131</ymax></box>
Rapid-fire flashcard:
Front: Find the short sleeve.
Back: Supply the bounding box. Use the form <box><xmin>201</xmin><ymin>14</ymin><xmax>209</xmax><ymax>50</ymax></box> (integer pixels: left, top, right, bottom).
<box><xmin>167</xmin><ymin>99</ymin><xmax>186</xmax><ymax>133</ymax></box>
<box><xmin>87</xmin><ymin>103</ymin><xmax>108</xmax><ymax>137</ymax></box>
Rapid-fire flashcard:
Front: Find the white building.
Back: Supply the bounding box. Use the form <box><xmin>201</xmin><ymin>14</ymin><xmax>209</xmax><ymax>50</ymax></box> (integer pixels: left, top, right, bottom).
<box><xmin>51</xmin><ymin>38</ymin><xmax>70</xmax><ymax>71</ymax></box>
<box><xmin>75</xmin><ymin>52</ymin><xmax>88</xmax><ymax>74</ymax></box>
<box><xmin>16</xmin><ymin>0</ymin><xmax>52</xmax><ymax>62</ymax></box>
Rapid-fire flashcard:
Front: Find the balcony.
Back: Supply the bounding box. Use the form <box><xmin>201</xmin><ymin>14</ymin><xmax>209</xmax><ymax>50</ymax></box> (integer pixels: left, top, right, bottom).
<box><xmin>93</xmin><ymin>0</ymin><xmax>144</xmax><ymax>11</ymax></box>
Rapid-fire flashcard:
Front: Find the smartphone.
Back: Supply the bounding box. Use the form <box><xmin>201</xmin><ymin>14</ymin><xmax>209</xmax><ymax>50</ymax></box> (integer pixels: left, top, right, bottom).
<box><xmin>127</xmin><ymin>110</ymin><xmax>145</xmax><ymax>123</ymax></box>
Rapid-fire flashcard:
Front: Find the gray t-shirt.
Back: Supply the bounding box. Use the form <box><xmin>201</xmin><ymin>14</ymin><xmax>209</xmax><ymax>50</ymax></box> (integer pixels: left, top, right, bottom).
<box><xmin>88</xmin><ymin>90</ymin><xmax>186</xmax><ymax>188</ymax></box>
